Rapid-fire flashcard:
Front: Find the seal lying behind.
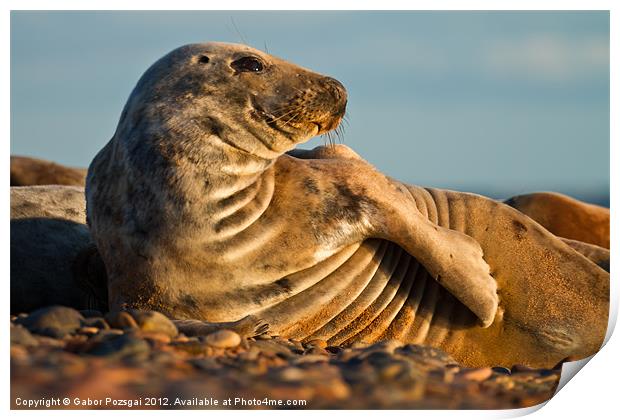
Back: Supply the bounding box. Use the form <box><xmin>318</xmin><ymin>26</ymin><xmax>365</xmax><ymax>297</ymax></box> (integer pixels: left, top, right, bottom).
<box><xmin>505</xmin><ymin>192</ymin><xmax>610</xmax><ymax>249</ymax></box>
<box><xmin>11</xmin><ymin>156</ymin><xmax>87</xmax><ymax>187</ymax></box>
<box><xmin>10</xmin><ymin>186</ymin><xmax>106</xmax><ymax>313</ymax></box>
<box><xmin>85</xmin><ymin>42</ymin><xmax>609</xmax><ymax>368</ymax></box>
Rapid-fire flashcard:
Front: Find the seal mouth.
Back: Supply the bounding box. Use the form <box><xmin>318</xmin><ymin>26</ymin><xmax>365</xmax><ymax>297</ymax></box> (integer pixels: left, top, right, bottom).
<box><xmin>251</xmin><ymin>99</ymin><xmax>311</xmax><ymax>136</ymax></box>
<box><xmin>251</xmin><ymin>98</ymin><xmax>343</xmax><ymax>138</ymax></box>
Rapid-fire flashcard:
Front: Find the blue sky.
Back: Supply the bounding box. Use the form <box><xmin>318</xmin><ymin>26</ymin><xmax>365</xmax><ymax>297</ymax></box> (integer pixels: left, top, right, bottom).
<box><xmin>10</xmin><ymin>11</ymin><xmax>609</xmax><ymax>204</ymax></box>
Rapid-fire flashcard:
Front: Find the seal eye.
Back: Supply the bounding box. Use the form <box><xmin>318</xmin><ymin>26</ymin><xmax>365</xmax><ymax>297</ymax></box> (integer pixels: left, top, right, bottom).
<box><xmin>231</xmin><ymin>56</ymin><xmax>264</xmax><ymax>73</ymax></box>
<box><xmin>198</xmin><ymin>55</ymin><xmax>210</xmax><ymax>64</ymax></box>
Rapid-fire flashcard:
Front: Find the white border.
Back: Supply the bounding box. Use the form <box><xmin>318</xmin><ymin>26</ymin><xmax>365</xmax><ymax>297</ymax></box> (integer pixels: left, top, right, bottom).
<box><xmin>3</xmin><ymin>1</ymin><xmax>617</xmax><ymax>419</ymax></box>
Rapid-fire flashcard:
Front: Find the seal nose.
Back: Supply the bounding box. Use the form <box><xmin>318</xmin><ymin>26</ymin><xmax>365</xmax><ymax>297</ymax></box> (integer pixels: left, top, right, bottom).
<box><xmin>322</xmin><ymin>77</ymin><xmax>347</xmax><ymax>116</ymax></box>
<box><xmin>325</xmin><ymin>77</ymin><xmax>347</xmax><ymax>103</ymax></box>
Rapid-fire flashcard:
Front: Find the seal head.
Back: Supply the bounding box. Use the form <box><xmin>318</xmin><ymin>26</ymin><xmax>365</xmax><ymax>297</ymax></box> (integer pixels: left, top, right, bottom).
<box><xmin>119</xmin><ymin>42</ymin><xmax>347</xmax><ymax>160</ymax></box>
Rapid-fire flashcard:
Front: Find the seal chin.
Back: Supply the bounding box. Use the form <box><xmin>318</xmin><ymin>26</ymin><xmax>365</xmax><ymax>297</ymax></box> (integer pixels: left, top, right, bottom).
<box><xmin>314</xmin><ymin>114</ymin><xmax>343</xmax><ymax>136</ymax></box>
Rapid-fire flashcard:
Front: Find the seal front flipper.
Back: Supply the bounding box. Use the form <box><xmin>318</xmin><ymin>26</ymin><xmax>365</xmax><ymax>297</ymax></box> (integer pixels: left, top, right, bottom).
<box><xmin>376</xmin><ymin>202</ymin><xmax>498</xmax><ymax>328</ymax></box>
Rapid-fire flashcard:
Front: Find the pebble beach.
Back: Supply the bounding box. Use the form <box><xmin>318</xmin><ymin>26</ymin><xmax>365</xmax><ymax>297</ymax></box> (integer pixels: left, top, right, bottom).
<box><xmin>11</xmin><ymin>305</ymin><xmax>561</xmax><ymax>410</ymax></box>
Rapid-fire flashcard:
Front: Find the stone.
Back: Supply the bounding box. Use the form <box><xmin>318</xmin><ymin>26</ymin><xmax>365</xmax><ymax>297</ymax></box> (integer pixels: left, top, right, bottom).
<box><xmin>87</xmin><ymin>333</ymin><xmax>150</xmax><ymax>360</ymax></box>
<box><xmin>104</xmin><ymin>311</ymin><xmax>139</xmax><ymax>330</ymax></box>
<box><xmin>251</xmin><ymin>339</ymin><xmax>294</xmax><ymax>358</ymax></box>
<box><xmin>204</xmin><ymin>330</ymin><xmax>241</xmax><ymax>348</ymax></box>
<box><xmin>278</xmin><ymin>367</ymin><xmax>306</xmax><ymax>381</ymax></box>
<box><xmin>171</xmin><ymin>341</ymin><xmax>210</xmax><ymax>356</ymax></box>
<box><xmin>10</xmin><ymin>324</ymin><xmax>38</xmax><ymax>346</ymax></box>
<box><xmin>292</xmin><ymin>355</ymin><xmax>330</xmax><ymax>365</ymax></box>
<box><xmin>16</xmin><ymin>306</ymin><xmax>84</xmax><ymax>338</ymax></box>
<box><xmin>138</xmin><ymin>331</ymin><xmax>172</xmax><ymax>345</ymax></box>
<box><xmin>190</xmin><ymin>358</ymin><xmax>222</xmax><ymax>371</ymax></box>
<box><xmin>173</xmin><ymin>335</ymin><xmax>190</xmax><ymax>343</ymax></box>
<box><xmin>130</xmin><ymin>310</ymin><xmax>178</xmax><ymax>338</ymax></box>
<box><xmin>77</xmin><ymin>327</ymin><xmax>99</xmax><ymax>336</ymax></box>
<box><xmin>325</xmin><ymin>346</ymin><xmax>342</xmax><ymax>354</ymax></box>
<box><xmin>492</xmin><ymin>366</ymin><xmax>511</xmax><ymax>375</ymax></box>
<box><xmin>304</xmin><ymin>339</ymin><xmax>327</xmax><ymax>349</ymax></box>
<box><xmin>364</xmin><ymin>351</ymin><xmax>395</xmax><ymax>367</ymax></box>
<box><xmin>82</xmin><ymin>317</ymin><xmax>110</xmax><ymax>330</ymax></box>
<box><xmin>304</xmin><ymin>346</ymin><xmax>329</xmax><ymax>356</ymax></box>
<box><xmin>87</xmin><ymin>329</ymin><xmax>125</xmax><ymax>346</ymax></box>
<box><xmin>378</xmin><ymin>362</ymin><xmax>408</xmax><ymax>381</ymax></box>
<box><xmin>459</xmin><ymin>367</ymin><xmax>493</xmax><ymax>382</ymax></box>
<box><xmin>256</xmin><ymin>334</ymin><xmax>272</xmax><ymax>340</ymax></box>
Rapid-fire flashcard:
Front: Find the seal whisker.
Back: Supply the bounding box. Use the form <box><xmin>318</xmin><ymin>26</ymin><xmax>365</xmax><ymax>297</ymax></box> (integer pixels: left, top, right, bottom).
<box><xmin>266</xmin><ymin>108</ymin><xmax>304</xmax><ymax>124</ymax></box>
<box><xmin>229</xmin><ymin>17</ymin><xmax>249</xmax><ymax>46</ymax></box>
<box><xmin>282</xmin><ymin>112</ymin><xmax>302</xmax><ymax>126</ymax></box>
<box><xmin>267</xmin><ymin>104</ymin><xmax>301</xmax><ymax>114</ymax></box>
<box><xmin>266</xmin><ymin>109</ymin><xmax>296</xmax><ymax>124</ymax></box>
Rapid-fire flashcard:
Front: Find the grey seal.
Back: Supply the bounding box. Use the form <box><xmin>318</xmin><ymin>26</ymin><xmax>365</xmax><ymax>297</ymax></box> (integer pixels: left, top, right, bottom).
<box><xmin>84</xmin><ymin>42</ymin><xmax>609</xmax><ymax>367</ymax></box>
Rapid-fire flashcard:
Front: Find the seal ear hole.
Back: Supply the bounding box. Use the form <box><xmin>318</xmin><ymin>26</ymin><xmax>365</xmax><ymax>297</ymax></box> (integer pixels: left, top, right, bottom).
<box><xmin>198</xmin><ymin>55</ymin><xmax>210</xmax><ymax>64</ymax></box>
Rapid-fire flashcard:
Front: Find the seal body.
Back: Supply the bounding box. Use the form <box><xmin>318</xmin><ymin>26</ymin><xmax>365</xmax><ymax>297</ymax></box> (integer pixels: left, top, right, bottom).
<box><xmin>86</xmin><ymin>42</ymin><xmax>609</xmax><ymax>368</ymax></box>
<box><xmin>11</xmin><ymin>156</ymin><xmax>87</xmax><ymax>187</ymax></box>
<box><xmin>11</xmin><ymin>186</ymin><xmax>106</xmax><ymax>313</ymax></box>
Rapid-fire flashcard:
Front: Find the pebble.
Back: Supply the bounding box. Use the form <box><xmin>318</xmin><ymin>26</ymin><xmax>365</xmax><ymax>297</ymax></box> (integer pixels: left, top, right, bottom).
<box><xmin>292</xmin><ymin>355</ymin><xmax>330</xmax><ymax>365</ymax></box>
<box><xmin>364</xmin><ymin>351</ymin><xmax>395</xmax><ymax>367</ymax></box>
<box><xmin>130</xmin><ymin>310</ymin><xmax>178</xmax><ymax>339</ymax></box>
<box><xmin>396</xmin><ymin>344</ymin><xmax>457</xmax><ymax>366</ymax></box>
<box><xmin>204</xmin><ymin>330</ymin><xmax>241</xmax><ymax>349</ymax></box>
<box><xmin>492</xmin><ymin>366</ymin><xmax>511</xmax><ymax>375</ymax></box>
<box><xmin>138</xmin><ymin>331</ymin><xmax>172</xmax><ymax>345</ymax></box>
<box><xmin>304</xmin><ymin>339</ymin><xmax>327</xmax><ymax>349</ymax></box>
<box><xmin>304</xmin><ymin>346</ymin><xmax>329</xmax><ymax>356</ymax></box>
<box><xmin>278</xmin><ymin>367</ymin><xmax>306</xmax><ymax>382</ymax></box>
<box><xmin>238</xmin><ymin>347</ymin><xmax>261</xmax><ymax>362</ymax></box>
<box><xmin>82</xmin><ymin>317</ymin><xmax>110</xmax><ymax>330</ymax></box>
<box><xmin>171</xmin><ymin>341</ymin><xmax>211</xmax><ymax>356</ymax></box>
<box><xmin>251</xmin><ymin>339</ymin><xmax>294</xmax><ymax>358</ymax></box>
<box><xmin>380</xmin><ymin>363</ymin><xmax>407</xmax><ymax>380</ymax></box>
<box><xmin>538</xmin><ymin>369</ymin><xmax>556</xmax><ymax>377</ymax></box>
<box><xmin>77</xmin><ymin>327</ymin><xmax>99</xmax><ymax>336</ymax></box>
<box><xmin>34</xmin><ymin>336</ymin><xmax>66</xmax><ymax>347</ymax></box>
<box><xmin>190</xmin><ymin>358</ymin><xmax>221</xmax><ymax>371</ymax></box>
<box><xmin>88</xmin><ymin>329</ymin><xmax>125</xmax><ymax>346</ymax></box>
<box><xmin>16</xmin><ymin>306</ymin><xmax>84</xmax><ymax>338</ymax></box>
<box><xmin>88</xmin><ymin>334</ymin><xmax>150</xmax><ymax>360</ymax></box>
<box><xmin>256</xmin><ymin>334</ymin><xmax>272</xmax><ymax>340</ymax></box>
<box><xmin>11</xmin><ymin>324</ymin><xmax>38</xmax><ymax>347</ymax></box>
<box><xmin>104</xmin><ymin>311</ymin><xmax>139</xmax><ymax>330</ymax></box>
<box><xmin>459</xmin><ymin>367</ymin><xmax>493</xmax><ymax>382</ymax></box>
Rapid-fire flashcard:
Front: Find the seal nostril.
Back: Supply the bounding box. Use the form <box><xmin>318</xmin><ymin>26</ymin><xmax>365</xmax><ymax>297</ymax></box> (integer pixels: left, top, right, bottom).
<box><xmin>324</xmin><ymin>77</ymin><xmax>347</xmax><ymax>103</ymax></box>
